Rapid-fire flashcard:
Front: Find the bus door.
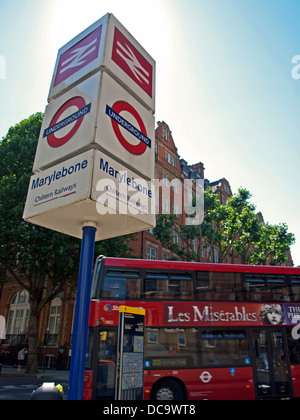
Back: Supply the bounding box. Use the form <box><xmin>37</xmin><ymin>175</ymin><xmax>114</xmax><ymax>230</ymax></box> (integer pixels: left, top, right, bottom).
<box><xmin>94</xmin><ymin>328</ymin><xmax>117</xmax><ymax>400</ymax></box>
<box><xmin>250</xmin><ymin>328</ymin><xmax>293</xmax><ymax>399</ymax></box>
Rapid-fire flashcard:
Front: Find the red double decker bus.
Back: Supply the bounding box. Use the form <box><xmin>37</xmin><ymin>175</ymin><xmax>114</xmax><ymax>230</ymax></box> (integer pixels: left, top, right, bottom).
<box><xmin>83</xmin><ymin>256</ymin><xmax>300</xmax><ymax>400</ymax></box>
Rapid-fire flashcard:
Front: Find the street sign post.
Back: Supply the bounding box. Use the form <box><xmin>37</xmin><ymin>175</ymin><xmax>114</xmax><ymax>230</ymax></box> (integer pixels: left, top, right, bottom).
<box><xmin>68</xmin><ymin>224</ymin><xmax>96</xmax><ymax>400</ymax></box>
<box><xmin>23</xmin><ymin>12</ymin><xmax>155</xmax><ymax>400</ymax></box>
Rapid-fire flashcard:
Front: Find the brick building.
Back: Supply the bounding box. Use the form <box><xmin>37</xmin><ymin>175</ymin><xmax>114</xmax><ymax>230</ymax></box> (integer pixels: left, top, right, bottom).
<box><xmin>129</xmin><ymin>121</ymin><xmax>236</xmax><ymax>263</ymax></box>
<box><xmin>0</xmin><ymin>278</ymin><xmax>75</xmax><ymax>368</ymax></box>
<box><xmin>0</xmin><ymin>120</ymin><xmax>293</xmax><ymax>366</ymax></box>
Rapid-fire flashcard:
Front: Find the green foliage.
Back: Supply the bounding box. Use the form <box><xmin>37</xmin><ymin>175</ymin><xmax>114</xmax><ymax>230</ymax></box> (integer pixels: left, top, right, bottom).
<box><xmin>153</xmin><ymin>187</ymin><xmax>295</xmax><ymax>266</ymax></box>
<box><xmin>249</xmin><ymin>223</ymin><xmax>295</xmax><ymax>266</ymax></box>
<box><xmin>153</xmin><ymin>214</ymin><xmax>178</xmax><ymax>250</ymax></box>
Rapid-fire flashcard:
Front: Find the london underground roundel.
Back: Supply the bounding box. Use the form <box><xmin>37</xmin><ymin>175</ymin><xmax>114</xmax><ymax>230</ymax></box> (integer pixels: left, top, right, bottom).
<box><xmin>108</xmin><ymin>101</ymin><xmax>150</xmax><ymax>156</ymax></box>
<box><xmin>44</xmin><ymin>97</ymin><xmax>91</xmax><ymax>148</ymax></box>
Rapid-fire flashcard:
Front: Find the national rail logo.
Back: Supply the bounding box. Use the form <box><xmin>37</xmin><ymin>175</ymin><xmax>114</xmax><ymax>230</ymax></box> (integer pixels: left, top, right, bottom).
<box><xmin>54</xmin><ymin>25</ymin><xmax>102</xmax><ymax>86</ymax></box>
<box><xmin>111</xmin><ymin>27</ymin><xmax>153</xmax><ymax>98</ymax></box>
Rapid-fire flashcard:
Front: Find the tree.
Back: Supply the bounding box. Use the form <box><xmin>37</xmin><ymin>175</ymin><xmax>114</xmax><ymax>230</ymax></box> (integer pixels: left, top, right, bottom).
<box><xmin>199</xmin><ymin>188</ymin><xmax>229</xmax><ymax>263</ymax></box>
<box><xmin>153</xmin><ymin>187</ymin><xmax>295</xmax><ymax>266</ymax></box>
<box><xmin>249</xmin><ymin>223</ymin><xmax>295</xmax><ymax>265</ymax></box>
<box><xmin>0</xmin><ymin>114</ymin><xmax>135</xmax><ymax>373</ymax></box>
<box><xmin>153</xmin><ymin>214</ymin><xmax>182</xmax><ymax>259</ymax></box>
<box><xmin>219</xmin><ymin>188</ymin><xmax>260</xmax><ymax>263</ymax></box>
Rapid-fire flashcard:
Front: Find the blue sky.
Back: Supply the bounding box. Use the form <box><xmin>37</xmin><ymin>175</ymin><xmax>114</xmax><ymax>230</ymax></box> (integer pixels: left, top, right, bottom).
<box><xmin>0</xmin><ymin>0</ymin><xmax>299</xmax><ymax>265</ymax></box>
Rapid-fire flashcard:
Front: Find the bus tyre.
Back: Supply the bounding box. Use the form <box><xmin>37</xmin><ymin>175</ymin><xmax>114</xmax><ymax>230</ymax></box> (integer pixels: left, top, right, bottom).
<box><xmin>152</xmin><ymin>379</ymin><xmax>183</xmax><ymax>400</ymax></box>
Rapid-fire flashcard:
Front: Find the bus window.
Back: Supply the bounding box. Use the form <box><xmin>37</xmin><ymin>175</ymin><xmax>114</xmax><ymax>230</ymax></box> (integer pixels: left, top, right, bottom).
<box><xmin>144</xmin><ymin>272</ymin><xmax>193</xmax><ymax>300</ymax></box>
<box><xmin>144</xmin><ymin>272</ymin><xmax>169</xmax><ymax>299</ymax></box>
<box><xmin>199</xmin><ymin>330</ymin><xmax>250</xmax><ymax>367</ymax></box>
<box><xmin>144</xmin><ymin>328</ymin><xmax>250</xmax><ymax>369</ymax></box>
<box><xmin>126</xmin><ymin>277</ymin><xmax>142</xmax><ymax>299</ymax></box>
<box><xmin>245</xmin><ymin>274</ymin><xmax>290</xmax><ymax>302</ymax></box>
<box><xmin>95</xmin><ymin>329</ymin><xmax>117</xmax><ymax>400</ymax></box>
<box><xmin>196</xmin><ymin>271</ymin><xmax>243</xmax><ymax>301</ymax></box>
<box><xmin>169</xmin><ymin>273</ymin><xmax>193</xmax><ymax>300</ymax></box>
<box><xmin>290</xmin><ymin>276</ymin><xmax>300</xmax><ymax>302</ymax></box>
<box><xmin>91</xmin><ymin>258</ymin><xmax>104</xmax><ymax>299</ymax></box>
<box><xmin>100</xmin><ymin>270</ymin><xmax>141</xmax><ymax>299</ymax></box>
<box><xmin>86</xmin><ymin>328</ymin><xmax>95</xmax><ymax>370</ymax></box>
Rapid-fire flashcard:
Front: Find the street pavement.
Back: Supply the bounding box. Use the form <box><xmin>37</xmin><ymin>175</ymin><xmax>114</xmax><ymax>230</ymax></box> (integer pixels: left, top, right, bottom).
<box><xmin>0</xmin><ymin>365</ymin><xmax>69</xmax><ymax>400</ymax></box>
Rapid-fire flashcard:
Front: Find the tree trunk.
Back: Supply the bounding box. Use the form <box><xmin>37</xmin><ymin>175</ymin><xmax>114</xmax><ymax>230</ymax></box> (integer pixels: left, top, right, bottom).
<box><xmin>26</xmin><ymin>306</ymin><xmax>39</xmax><ymax>375</ymax></box>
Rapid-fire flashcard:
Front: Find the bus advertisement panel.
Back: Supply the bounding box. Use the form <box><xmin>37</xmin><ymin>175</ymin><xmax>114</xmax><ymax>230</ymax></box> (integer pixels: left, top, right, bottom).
<box><xmin>90</xmin><ymin>300</ymin><xmax>300</xmax><ymax>328</ymax></box>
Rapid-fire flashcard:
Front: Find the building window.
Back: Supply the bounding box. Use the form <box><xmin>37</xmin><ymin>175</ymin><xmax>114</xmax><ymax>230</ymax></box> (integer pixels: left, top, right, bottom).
<box><xmin>173</xmin><ymin>230</ymin><xmax>179</xmax><ymax>245</ymax></box>
<box><xmin>146</xmin><ymin>246</ymin><xmax>157</xmax><ymax>260</ymax></box>
<box><xmin>207</xmin><ymin>245</ymin><xmax>212</xmax><ymax>261</ymax></box>
<box><xmin>192</xmin><ymin>239</ymin><xmax>196</xmax><ymax>253</ymax></box>
<box><xmin>162</xmin><ymin>172</ymin><xmax>168</xmax><ymax>186</ymax></box>
<box><xmin>162</xmin><ymin>195</ymin><xmax>170</xmax><ymax>213</ymax></box>
<box><xmin>48</xmin><ymin>298</ymin><xmax>61</xmax><ymax>335</ymax></box>
<box><xmin>162</xmin><ymin>129</ymin><xmax>168</xmax><ymax>141</ymax></box>
<box><xmin>6</xmin><ymin>290</ymin><xmax>30</xmax><ymax>336</ymax></box>
<box><xmin>155</xmin><ymin>190</ymin><xmax>159</xmax><ymax>213</ymax></box>
<box><xmin>172</xmin><ymin>179</ymin><xmax>179</xmax><ymax>194</ymax></box>
<box><xmin>173</xmin><ymin>201</ymin><xmax>179</xmax><ymax>216</ymax></box>
<box><xmin>166</xmin><ymin>152</ymin><xmax>175</xmax><ymax>166</ymax></box>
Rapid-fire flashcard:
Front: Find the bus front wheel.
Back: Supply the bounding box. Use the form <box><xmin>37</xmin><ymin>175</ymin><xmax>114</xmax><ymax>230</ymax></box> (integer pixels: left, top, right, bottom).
<box><xmin>151</xmin><ymin>379</ymin><xmax>184</xmax><ymax>400</ymax></box>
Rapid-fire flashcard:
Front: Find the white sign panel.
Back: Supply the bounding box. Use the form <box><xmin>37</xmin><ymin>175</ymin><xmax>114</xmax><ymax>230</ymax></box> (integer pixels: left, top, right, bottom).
<box><xmin>48</xmin><ymin>14</ymin><xmax>109</xmax><ymax>101</ymax></box>
<box><xmin>103</xmin><ymin>14</ymin><xmax>155</xmax><ymax>112</ymax></box>
<box><xmin>34</xmin><ymin>71</ymin><xmax>155</xmax><ymax>180</ymax></box>
<box><xmin>24</xmin><ymin>150</ymin><xmax>93</xmax><ymax>219</ymax></box>
<box><xmin>48</xmin><ymin>13</ymin><xmax>155</xmax><ymax>112</ymax></box>
<box><xmin>95</xmin><ymin>72</ymin><xmax>155</xmax><ymax>180</ymax></box>
<box><xmin>33</xmin><ymin>73</ymin><xmax>100</xmax><ymax>173</ymax></box>
<box><xmin>24</xmin><ymin>150</ymin><xmax>155</xmax><ymax>241</ymax></box>
<box><xmin>92</xmin><ymin>150</ymin><xmax>154</xmax><ymax>220</ymax></box>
